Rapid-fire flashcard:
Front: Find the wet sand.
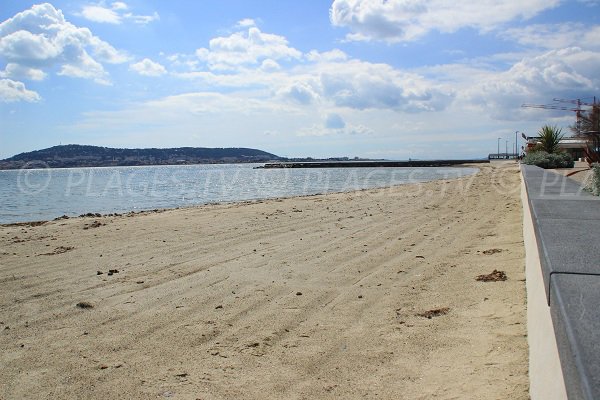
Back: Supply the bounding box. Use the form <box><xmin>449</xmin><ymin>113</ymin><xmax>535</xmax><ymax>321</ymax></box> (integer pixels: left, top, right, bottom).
<box><xmin>0</xmin><ymin>162</ymin><xmax>528</xmax><ymax>399</ymax></box>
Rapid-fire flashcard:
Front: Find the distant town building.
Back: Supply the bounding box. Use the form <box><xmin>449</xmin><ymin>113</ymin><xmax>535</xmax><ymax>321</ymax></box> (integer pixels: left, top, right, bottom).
<box><xmin>524</xmin><ymin>134</ymin><xmax>595</xmax><ymax>162</ymax></box>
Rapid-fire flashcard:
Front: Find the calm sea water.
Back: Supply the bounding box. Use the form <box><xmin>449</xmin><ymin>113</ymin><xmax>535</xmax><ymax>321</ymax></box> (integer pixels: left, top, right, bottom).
<box><xmin>0</xmin><ymin>163</ymin><xmax>478</xmax><ymax>224</ymax></box>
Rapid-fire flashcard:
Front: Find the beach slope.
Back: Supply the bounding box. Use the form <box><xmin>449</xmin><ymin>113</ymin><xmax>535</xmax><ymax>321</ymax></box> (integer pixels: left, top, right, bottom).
<box><xmin>0</xmin><ymin>162</ymin><xmax>528</xmax><ymax>399</ymax></box>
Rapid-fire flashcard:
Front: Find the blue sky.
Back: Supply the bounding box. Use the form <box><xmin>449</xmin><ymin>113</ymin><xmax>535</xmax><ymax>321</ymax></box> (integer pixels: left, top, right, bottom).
<box><xmin>1</xmin><ymin>1</ymin><xmax>599</xmax><ymax>160</ymax></box>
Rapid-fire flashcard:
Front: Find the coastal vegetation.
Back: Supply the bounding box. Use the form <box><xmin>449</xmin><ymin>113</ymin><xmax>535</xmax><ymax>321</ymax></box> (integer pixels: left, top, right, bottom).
<box><xmin>522</xmin><ymin>151</ymin><xmax>574</xmax><ymax>169</ymax></box>
<box><xmin>539</xmin><ymin>124</ymin><xmax>564</xmax><ymax>153</ymax></box>
<box><xmin>589</xmin><ymin>164</ymin><xmax>600</xmax><ymax>196</ymax></box>
<box><xmin>522</xmin><ymin>125</ymin><xmax>574</xmax><ymax>168</ymax></box>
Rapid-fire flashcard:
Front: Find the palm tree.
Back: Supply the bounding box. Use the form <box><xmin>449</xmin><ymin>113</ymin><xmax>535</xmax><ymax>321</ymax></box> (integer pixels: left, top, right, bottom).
<box><xmin>538</xmin><ymin>125</ymin><xmax>564</xmax><ymax>154</ymax></box>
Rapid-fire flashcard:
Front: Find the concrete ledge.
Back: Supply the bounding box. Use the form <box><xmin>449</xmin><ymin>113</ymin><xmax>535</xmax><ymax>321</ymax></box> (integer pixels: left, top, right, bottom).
<box><xmin>551</xmin><ymin>274</ymin><xmax>600</xmax><ymax>400</ymax></box>
<box><xmin>522</xmin><ymin>176</ymin><xmax>568</xmax><ymax>400</ymax></box>
<box><xmin>521</xmin><ymin>164</ymin><xmax>600</xmax><ymax>400</ymax></box>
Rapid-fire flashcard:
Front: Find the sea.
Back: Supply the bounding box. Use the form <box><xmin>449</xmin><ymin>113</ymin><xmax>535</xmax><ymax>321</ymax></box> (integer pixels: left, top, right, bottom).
<box><xmin>0</xmin><ymin>163</ymin><xmax>478</xmax><ymax>224</ymax></box>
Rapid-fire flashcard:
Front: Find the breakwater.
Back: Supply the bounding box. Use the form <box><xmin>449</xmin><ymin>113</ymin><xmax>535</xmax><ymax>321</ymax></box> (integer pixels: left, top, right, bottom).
<box><xmin>259</xmin><ymin>159</ymin><xmax>489</xmax><ymax>168</ymax></box>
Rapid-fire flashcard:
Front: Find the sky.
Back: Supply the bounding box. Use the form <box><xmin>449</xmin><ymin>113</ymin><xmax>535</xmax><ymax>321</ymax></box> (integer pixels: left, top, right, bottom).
<box><xmin>1</xmin><ymin>1</ymin><xmax>600</xmax><ymax>160</ymax></box>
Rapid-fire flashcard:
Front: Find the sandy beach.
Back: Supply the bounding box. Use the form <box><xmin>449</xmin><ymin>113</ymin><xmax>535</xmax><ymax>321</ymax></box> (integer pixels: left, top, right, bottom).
<box><xmin>0</xmin><ymin>162</ymin><xmax>528</xmax><ymax>399</ymax></box>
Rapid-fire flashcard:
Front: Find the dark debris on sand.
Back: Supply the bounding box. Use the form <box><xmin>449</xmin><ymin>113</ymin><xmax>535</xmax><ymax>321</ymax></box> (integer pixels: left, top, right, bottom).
<box><xmin>476</xmin><ymin>269</ymin><xmax>507</xmax><ymax>282</ymax></box>
<box><xmin>39</xmin><ymin>246</ymin><xmax>74</xmax><ymax>256</ymax></box>
<box><xmin>482</xmin><ymin>248</ymin><xmax>502</xmax><ymax>255</ymax></box>
<box><xmin>76</xmin><ymin>301</ymin><xmax>94</xmax><ymax>309</ymax></box>
<box><xmin>83</xmin><ymin>220</ymin><xmax>105</xmax><ymax>230</ymax></box>
<box><xmin>416</xmin><ymin>307</ymin><xmax>450</xmax><ymax>319</ymax></box>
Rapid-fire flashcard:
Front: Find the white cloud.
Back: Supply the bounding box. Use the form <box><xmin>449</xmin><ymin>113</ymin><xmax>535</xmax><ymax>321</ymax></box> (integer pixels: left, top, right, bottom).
<box><xmin>236</xmin><ymin>18</ymin><xmax>256</xmax><ymax>28</ymax></box>
<box><xmin>79</xmin><ymin>2</ymin><xmax>159</xmax><ymax>25</ymax></box>
<box><xmin>260</xmin><ymin>59</ymin><xmax>280</xmax><ymax>71</ymax></box>
<box><xmin>69</xmin><ymin>91</ymin><xmax>305</xmax><ymax>148</ymax></box>
<box><xmin>177</xmin><ymin>24</ymin><xmax>453</xmax><ymax>114</ymax></box>
<box><xmin>195</xmin><ymin>26</ymin><xmax>302</xmax><ymax>70</ymax></box>
<box><xmin>330</xmin><ymin>0</ymin><xmax>562</xmax><ymax>42</ymax></box>
<box><xmin>0</xmin><ymin>3</ymin><xmax>129</xmax><ymax>89</ymax></box>
<box><xmin>317</xmin><ymin>60</ymin><xmax>455</xmax><ymax>112</ymax></box>
<box><xmin>111</xmin><ymin>2</ymin><xmax>128</xmax><ymax>11</ymax></box>
<box><xmin>0</xmin><ymin>30</ymin><xmax>61</xmax><ymax>61</ymax></box>
<box><xmin>1</xmin><ymin>63</ymin><xmax>46</xmax><ymax>81</ymax></box>
<box><xmin>50</xmin><ymin>8</ymin><xmax>599</xmax><ymax>157</ymax></box>
<box><xmin>81</xmin><ymin>5</ymin><xmax>121</xmax><ymax>24</ymax></box>
<box><xmin>346</xmin><ymin>124</ymin><xmax>374</xmax><ymax>135</ymax></box>
<box><xmin>297</xmin><ymin>121</ymin><xmax>374</xmax><ymax>137</ymax></box>
<box><xmin>165</xmin><ymin>53</ymin><xmax>200</xmax><ymax>71</ymax></box>
<box><xmin>306</xmin><ymin>49</ymin><xmax>348</xmax><ymax>62</ymax></box>
<box><xmin>174</xmin><ymin>67</ymin><xmax>286</xmax><ymax>89</ymax></box>
<box><xmin>130</xmin><ymin>58</ymin><xmax>167</xmax><ymax>76</ymax></box>
<box><xmin>58</xmin><ymin>52</ymin><xmax>110</xmax><ymax>85</ymax></box>
<box><xmin>584</xmin><ymin>26</ymin><xmax>600</xmax><ymax>45</ymax></box>
<box><xmin>89</xmin><ymin>36</ymin><xmax>131</xmax><ymax>63</ymax></box>
<box><xmin>124</xmin><ymin>12</ymin><xmax>160</xmax><ymax>25</ymax></box>
<box><xmin>503</xmin><ymin>23</ymin><xmax>594</xmax><ymax>49</ymax></box>
<box><xmin>277</xmin><ymin>81</ymin><xmax>320</xmax><ymax>105</ymax></box>
<box><xmin>513</xmin><ymin>48</ymin><xmax>598</xmax><ymax>91</ymax></box>
<box><xmin>179</xmin><ymin>59</ymin><xmax>454</xmax><ymax>115</ymax></box>
<box><xmin>162</xmin><ymin>20</ymin><xmax>586</xmax><ymax>150</ymax></box>
<box><xmin>462</xmin><ymin>47</ymin><xmax>600</xmax><ymax>120</ymax></box>
<box><xmin>0</xmin><ymin>79</ymin><xmax>40</xmax><ymax>102</ymax></box>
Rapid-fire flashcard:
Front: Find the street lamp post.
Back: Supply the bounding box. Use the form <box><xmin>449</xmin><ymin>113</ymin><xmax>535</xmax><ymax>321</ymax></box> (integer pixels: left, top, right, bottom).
<box><xmin>515</xmin><ymin>131</ymin><xmax>519</xmax><ymax>157</ymax></box>
<box><xmin>505</xmin><ymin>139</ymin><xmax>508</xmax><ymax>159</ymax></box>
<box><xmin>497</xmin><ymin>138</ymin><xmax>501</xmax><ymax>159</ymax></box>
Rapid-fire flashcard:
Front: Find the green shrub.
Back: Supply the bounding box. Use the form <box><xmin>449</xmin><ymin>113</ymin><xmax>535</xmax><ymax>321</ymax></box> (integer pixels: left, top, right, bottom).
<box><xmin>522</xmin><ymin>151</ymin><xmax>549</xmax><ymax>167</ymax></box>
<box><xmin>538</xmin><ymin>125</ymin><xmax>564</xmax><ymax>154</ymax></box>
<box><xmin>549</xmin><ymin>152</ymin><xmax>575</xmax><ymax>168</ymax></box>
<box><xmin>522</xmin><ymin>151</ymin><xmax>574</xmax><ymax>169</ymax></box>
<box><xmin>589</xmin><ymin>163</ymin><xmax>600</xmax><ymax>196</ymax></box>
<box><xmin>528</xmin><ymin>143</ymin><xmax>544</xmax><ymax>153</ymax></box>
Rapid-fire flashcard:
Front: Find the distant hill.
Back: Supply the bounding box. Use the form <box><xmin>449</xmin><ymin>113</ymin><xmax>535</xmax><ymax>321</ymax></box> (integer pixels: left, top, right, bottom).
<box><xmin>0</xmin><ymin>145</ymin><xmax>282</xmax><ymax>169</ymax></box>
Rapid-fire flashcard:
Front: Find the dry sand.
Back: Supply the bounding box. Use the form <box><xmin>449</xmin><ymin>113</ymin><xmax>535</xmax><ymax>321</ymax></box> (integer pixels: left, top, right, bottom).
<box><xmin>0</xmin><ymin>162</ymin><xmax>528</xmax><ymax>399</ymax></box>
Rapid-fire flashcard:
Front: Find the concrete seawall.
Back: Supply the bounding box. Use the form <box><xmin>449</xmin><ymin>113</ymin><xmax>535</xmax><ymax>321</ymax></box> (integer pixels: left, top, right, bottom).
<box><xmin>521</xmin><ymin>164</ymin><xmax>600</xmax><ymax>400</ymax></box>
<box><xmin>521</xmin><ymin>172</ymin><xmax>568</xmax><ymax>400</ymax></box>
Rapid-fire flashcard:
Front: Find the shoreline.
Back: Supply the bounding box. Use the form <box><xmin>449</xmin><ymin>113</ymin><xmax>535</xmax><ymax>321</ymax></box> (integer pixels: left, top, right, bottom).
<box><xmin>0</xmin><ymin>162</ymin><xmax>528</xmax><ymax>399</ymax></box>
